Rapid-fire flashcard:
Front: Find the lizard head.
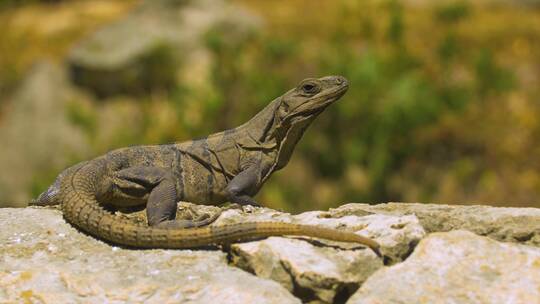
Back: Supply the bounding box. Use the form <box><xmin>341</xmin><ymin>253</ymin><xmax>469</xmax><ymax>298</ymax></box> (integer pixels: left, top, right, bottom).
<box><xmin>276</xmin><ymin>76</ymin><xmax>348</xmax><ymax>124</ymax></box>
<box><xmin>269</xmin><ymin>75</ymin><xmax>349</xmax><ymax>170</ymax></box>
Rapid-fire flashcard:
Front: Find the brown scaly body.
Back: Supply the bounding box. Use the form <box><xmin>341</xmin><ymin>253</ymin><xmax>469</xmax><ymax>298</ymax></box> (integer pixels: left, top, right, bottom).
<box><xmin>33</xmin><ymin>76</ymin><xmax>380</xmax><ymax>254</ymax></box>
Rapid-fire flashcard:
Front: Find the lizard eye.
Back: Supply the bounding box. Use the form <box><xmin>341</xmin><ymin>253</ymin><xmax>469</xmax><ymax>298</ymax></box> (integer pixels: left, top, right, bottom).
<box><xmin>300</xmin><ymin>81</ymin><xmax>320</xmax><ymax>95</ymax></box>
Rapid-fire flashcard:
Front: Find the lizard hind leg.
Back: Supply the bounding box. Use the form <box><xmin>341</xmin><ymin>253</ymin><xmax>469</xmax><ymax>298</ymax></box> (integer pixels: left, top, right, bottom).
<box><xmin>116</xmin><ymin>166</ymin><xmax>222</xmax><ymax>229</ymax></box>
<box><xmin>115</xmin><ymin>166</ymin><xmax>179</xmax><ymax>227</ymax></box>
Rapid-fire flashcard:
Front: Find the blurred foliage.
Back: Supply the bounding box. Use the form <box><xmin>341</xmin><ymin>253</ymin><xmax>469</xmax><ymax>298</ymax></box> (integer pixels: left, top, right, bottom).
<box><xmin>1</xmin><ymin>0</ymin><xmax>539</xmax><ymax>211</ymax></box>
<box><xmin>207</xmin><ymin>0</ymin><xmax>537</xmax><ymax>210</ymax></box>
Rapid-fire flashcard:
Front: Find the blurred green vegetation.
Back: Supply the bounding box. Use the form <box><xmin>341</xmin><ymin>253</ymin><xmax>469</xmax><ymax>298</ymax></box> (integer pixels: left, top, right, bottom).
<box><xmin>1</xmin><ymin>0</ymin><xmax>539</xmax><ymax>211</ymax></box>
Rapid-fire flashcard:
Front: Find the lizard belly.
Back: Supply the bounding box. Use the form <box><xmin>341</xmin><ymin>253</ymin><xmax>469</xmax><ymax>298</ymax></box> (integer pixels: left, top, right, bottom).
<box><xmin>179</xmin><ymin>159</ymin><xmax>229</xmax><ymax>205</ymax></box>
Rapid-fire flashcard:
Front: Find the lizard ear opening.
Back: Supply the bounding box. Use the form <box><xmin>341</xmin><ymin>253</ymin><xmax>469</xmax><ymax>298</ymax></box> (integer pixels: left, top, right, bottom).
<box><xmin>277</xmin><ymin>101</ymin><xmax>289</xmax><ymax>122</ymax></box>
<box><xmin>281</xmin><ymin>102</ymin><xmax>290</xmax><ymax>113</ymax></box>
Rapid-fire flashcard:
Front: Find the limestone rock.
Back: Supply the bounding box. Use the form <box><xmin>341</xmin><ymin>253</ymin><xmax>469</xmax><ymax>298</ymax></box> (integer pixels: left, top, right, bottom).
<box><xmin>218</xmin><ymin>206</ymin><xmax>424</xmax><ymax>303</ymax></box>
<box><xmin>330</xmin><ymin>203</ymin><xmax>540</xmax><ymax>247</ymax></box>
<box><xmin>2</xmin><ymin>203</ymin><xmax>540</xmax><ymax>303</ymax></box>
<box><xmin>0</xmin><ymin>207</ymin><xmax>300</xmax><ymax>304</ymax></box>
<box><xmin>231</xmin><ymin>237</ymin><xmax>381</xmax><ymax>304</ymax></box>
<box><xmin>348</xmin><ymin>230</ymin><xmax>540</xmax><ymax>304</ymax></box>
<box><xmin>295</xmin><ymin>211</ymin><xmax>426</xmax><ymax>264</ymax></box>
<box><xmin>217</xmin><ymin>206</ymin><xmax>426</xmax><ymax>264</ymax></box>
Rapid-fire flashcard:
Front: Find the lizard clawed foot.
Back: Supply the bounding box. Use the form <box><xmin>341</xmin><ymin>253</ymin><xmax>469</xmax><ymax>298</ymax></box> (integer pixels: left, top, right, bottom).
<box><xmin>223</xmin><ymin>203</ymin><xmax>260</xmax><ymax>213</ymax></box>
<box><xmin>223</xmin><ymin>203</ymin><xmax>243</xmax><ymax>210</ymax></box>
<box><xmin>154</xmin><ymin>209</ymin><xmax>223</xmax><ymax>229</ymax></box>
<box><xmin>241</xmin><ymin>204</ymin><xmax>258</xmax><ymax>213</ymax></box>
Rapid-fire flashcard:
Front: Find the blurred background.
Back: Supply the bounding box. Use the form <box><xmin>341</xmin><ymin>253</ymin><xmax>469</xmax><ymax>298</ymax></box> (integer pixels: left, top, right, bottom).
<box><xmin>0</xmin><ymin>0</ymin><xmax>539</xmax><ymax>212</ymax></box>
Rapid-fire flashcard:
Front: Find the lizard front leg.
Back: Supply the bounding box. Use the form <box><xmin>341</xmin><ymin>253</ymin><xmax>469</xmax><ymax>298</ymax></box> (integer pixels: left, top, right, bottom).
<box><xmin>225</xmin><ymin>164</ymin><xmax>263</xmax><ymax>207</ymax></box>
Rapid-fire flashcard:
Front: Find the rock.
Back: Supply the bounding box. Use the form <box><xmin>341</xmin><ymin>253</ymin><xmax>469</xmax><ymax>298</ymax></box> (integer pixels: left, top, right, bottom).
<box><xmin>216</xmin><ymin>206</ymin><xmax>426</xmax><ymax>264</ymax></box>
<box><xmin>347</xmin><ymin>230</ymin><xmax>540</xmax><ymax>304</ymax></box>
<box><xmin>216</xmin><ymin>206</ymin><xmax>424</xmax><ymax>303</ymax></box>
<box><xmin>2</xmin><ymin>203</ymin><xmax>540</xmax><ymax>303</ymax></box>
<box><xmin>68</xmin><ymin>0</ymin><xmax>259</xmax><ymax>97</ymax></box>
<box><xmin>231</xmin><ymin>237</ymin><xmax>382</xmax><ymax>304</ymax></box>
<box><xmin>330</xmin><ymin>203</ymin><xmax>540</xmax><ymax>247</ymax></box>
<box><xmin>0</xmin><ymin>62</ymin><xmax>89</xmax><ymax>206</ymax></box>
<box><xmin>0</xmin><ymin>207</ymin><xmax>300</xmax><ymax>304</ymax></box>
<box><xmin>295</xmin><ymin>211</ymin><xmax>426</xmax><ymax>264</ymax></box>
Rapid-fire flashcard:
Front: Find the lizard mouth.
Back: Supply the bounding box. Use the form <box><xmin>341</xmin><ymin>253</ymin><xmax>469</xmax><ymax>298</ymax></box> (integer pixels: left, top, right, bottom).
<box><xmin>294</xmin><ymin>81</ymin><xmax>349</xmax><ymax>117</ymax></box>
<box><xmin>320</xmin><ymin>77</ymin><xmax>349</xmax><ymax>104</ymax></box>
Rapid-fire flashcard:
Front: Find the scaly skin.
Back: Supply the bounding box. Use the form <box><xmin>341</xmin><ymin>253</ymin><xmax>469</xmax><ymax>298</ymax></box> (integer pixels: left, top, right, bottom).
<box><xmin>62</xmin><ymin>159</ymin><xmax>379</xmax><ymax>249</ymax></box>
<box><xmin>34</xmin><ymin>76</ymin><xmax>381</xmax><ymax>254</ymax></box>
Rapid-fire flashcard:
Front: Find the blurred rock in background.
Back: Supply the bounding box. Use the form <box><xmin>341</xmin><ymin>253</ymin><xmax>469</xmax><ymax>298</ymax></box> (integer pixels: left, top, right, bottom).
<box><xmin>68</xmin><ymin>0</ymin><xmax>260</xmax><ymax>97</ymax></box>
<box><xmin>0</xmin><ymin>62</ymin><xmax>89</xmax><ymax>206</ymax></box>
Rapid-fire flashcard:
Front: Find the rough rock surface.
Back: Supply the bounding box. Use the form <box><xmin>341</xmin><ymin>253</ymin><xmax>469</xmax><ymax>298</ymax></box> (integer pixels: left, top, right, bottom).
<box><xmin>348</xmin><ymin>230</ymin><xmax>540</xmax><ymax>304</ymax></box>
<box><xmin>215</xmin><ymin>206</ymin><xmax>426</xmax><ymax>264</ymax></box>
<box><xmin>330</xmin><ymin>203</ymin><xmax>540</xmax><ymax>247</ymax></box>
<box><xmin>1</xmin><ymin>203</ymin><xmax>539</xmax><ymax>303</ymax></box>
<box><xmin>231</xmin><ymin>237</ymin><xmax>381</xmax><ymax>304</ymax></box>
<box><xmin>0</xmin><ymin>207</ymin><xmax>299</xmax><ymax>304</ymax></box>
<box><xmin>126</xmin><ymin>203</ymin><xmax>426</xmax><ymax>303</ymax></box>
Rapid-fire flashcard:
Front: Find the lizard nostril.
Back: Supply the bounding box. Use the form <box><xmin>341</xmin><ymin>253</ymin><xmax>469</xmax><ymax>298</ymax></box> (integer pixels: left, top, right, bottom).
<box><xmin>335</xmin><ymin>76</ymin><xmax>346</xmax><ymax>85</ymax></box>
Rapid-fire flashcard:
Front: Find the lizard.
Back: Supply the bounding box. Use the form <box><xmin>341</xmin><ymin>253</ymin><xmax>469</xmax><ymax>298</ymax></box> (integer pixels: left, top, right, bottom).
<box><xmin>31</xmin><ymin>75</ymin><xmax>380</xmax><ymax>254</ymax></box>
